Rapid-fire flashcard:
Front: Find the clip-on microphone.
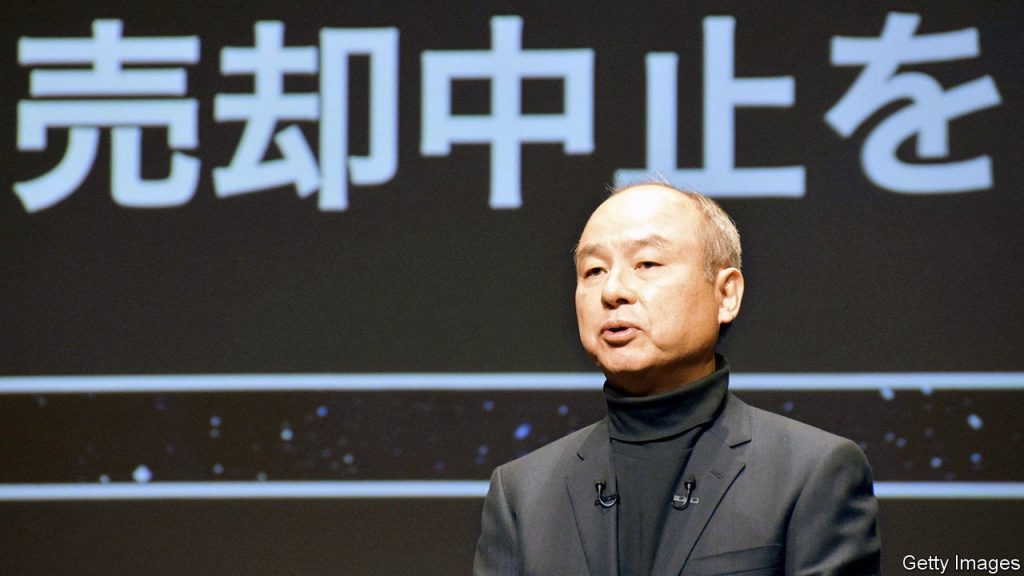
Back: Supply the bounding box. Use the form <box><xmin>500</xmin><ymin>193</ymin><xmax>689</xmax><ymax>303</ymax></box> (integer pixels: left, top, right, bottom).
<box><xmin>671</xmin><ymin>475</ymin><xmax>697</xmax><ymax>510</ymax></box>
<box><xmin>595</xmin><ymin>481</ymin><xmax>618</xmax><ymax>508</ymax></box>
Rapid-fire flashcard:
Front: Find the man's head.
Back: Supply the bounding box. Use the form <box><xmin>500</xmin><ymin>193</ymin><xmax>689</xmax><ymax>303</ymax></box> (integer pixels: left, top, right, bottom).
<box><xmin>573</xmin><ymin>183</ymin><xmax>744</xmax><ymax>396</ymax></box>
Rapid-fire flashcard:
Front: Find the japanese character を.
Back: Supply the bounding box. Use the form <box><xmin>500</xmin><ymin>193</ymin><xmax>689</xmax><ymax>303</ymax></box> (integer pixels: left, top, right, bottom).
<box><xmin>826</xmin><ymin>12</ymin><xmax>1002</xmax><ymax>194</ymax></box>
<box><xmin>16</xmin><ymin>19</ymin><xmax>200</xmax><ymax>212</ymax></box>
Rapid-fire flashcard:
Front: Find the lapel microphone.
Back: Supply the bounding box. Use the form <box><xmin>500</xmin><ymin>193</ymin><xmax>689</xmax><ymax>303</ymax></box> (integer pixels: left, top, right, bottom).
<box><xmin>594</xmin><ymin>481</ymin><xmax>618</xmax><ymax>508</ymax></box>
<box><xmin>671</xmin><ymin>475</ymin><xmax>697</xmax><ymax>510</ymax></box>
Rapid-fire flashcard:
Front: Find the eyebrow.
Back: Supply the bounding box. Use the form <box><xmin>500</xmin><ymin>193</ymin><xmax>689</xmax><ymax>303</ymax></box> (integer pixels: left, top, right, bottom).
<box><xmin>573</xmin><ymin>233</ymin><xmax>672</xmax><ymax>264</ymax></box>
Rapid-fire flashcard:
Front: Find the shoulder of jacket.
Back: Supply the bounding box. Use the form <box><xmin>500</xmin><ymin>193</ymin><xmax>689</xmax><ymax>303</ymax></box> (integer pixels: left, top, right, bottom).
<box><xmin>740</xmin><ymin>397</ymin><xmax>860</xmax><ymax>453</ymax></box>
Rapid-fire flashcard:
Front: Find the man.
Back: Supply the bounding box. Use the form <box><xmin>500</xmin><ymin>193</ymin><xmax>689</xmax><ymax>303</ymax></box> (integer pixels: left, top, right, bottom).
<box><xmin>473</xmin><ymin>183</ymin><xmax>880</xmax><ymax>576</ymax></box>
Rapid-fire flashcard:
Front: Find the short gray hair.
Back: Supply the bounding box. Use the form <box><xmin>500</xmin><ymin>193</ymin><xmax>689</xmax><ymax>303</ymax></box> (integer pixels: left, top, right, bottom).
<box><xmin>611</xmin><ymin>182</ymin><xmax>742</xmax><ymax>281</ymax></box>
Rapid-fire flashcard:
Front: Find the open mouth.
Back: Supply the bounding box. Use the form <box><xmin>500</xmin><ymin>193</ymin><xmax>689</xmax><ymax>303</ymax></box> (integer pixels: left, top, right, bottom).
<box><xmin>602</xmin><ymin>323</ymin><xmax>638</xmax><ymax>343</ymax></box>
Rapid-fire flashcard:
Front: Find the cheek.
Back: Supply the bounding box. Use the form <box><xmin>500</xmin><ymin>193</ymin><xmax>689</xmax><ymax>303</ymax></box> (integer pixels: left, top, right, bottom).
<box><xmin>574</xmin><ymin>296</ymin><xmax>593</xmax><ymax>341</ymax></box>
<box><xmin>575</xmin><ymin>287</ymin><xmax>597</xmax><ymax>320</ymax></box>
<box><xmin>647</xmin><ymin>286</ymin><xmax>715</xmax><ymax>341</ymax></box>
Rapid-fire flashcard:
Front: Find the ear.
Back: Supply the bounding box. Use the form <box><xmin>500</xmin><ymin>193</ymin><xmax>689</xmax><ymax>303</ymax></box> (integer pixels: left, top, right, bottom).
<box><xmin>714</xmin><ymin>267</ymin><xmax>744</xmax><ymax>325</ymax></box>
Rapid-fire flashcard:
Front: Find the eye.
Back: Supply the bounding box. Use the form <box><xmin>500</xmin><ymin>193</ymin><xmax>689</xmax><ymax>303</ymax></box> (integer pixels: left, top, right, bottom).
<box><xmin>583</xmin><ymin>267</ymin><xmax>605</xmax><ymax>278</ymax></box>
<box><xmin>637</xmin><ymin>261</ymin><xmax>661</xmax><ymax>269</ymax></box>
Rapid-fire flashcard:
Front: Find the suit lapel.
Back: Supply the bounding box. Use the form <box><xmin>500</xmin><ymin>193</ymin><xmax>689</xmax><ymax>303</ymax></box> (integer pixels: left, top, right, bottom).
<box><xmin>652</xmin><ymin>394</ymin><xmax>752</xmax><ymax>576</ymax></box>
<box><xmin>566</xmin><ymin>419</ymin><xmax>618</xmax><ymax>576</ymax></box>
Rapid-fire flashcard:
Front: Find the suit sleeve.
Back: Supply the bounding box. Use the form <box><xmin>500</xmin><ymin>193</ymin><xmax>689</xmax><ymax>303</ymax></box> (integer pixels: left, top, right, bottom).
<box><xmin>785</xmin><ymin>439</ymin><xmax>881</xmax><ymax>576</ymax></box>
<box><xmin>473</xmin><ymin>465</ymin><xmax>520</xmax><ymax>576</ymax></box>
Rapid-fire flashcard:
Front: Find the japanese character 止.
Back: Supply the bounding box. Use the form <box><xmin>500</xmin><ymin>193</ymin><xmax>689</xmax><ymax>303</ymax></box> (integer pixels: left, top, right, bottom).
<box><xmin>15</xmin><ymin>19</ymin><xmax>200</xmax><ymax>212</ymax></box>
<box><xmin>615</xmin><ymin>16</ymin><xmax>805</xmax><ymax>198</ymax></box>
<box><xmin>421</xmin><ymin>16</ymin><xmax>594</xmax><ymax>209</ymax></box>
<box><xmin>214</xmin><ymin>21</ymin><xmax>398</xmax><ymax>210</ymax></box>
<box><xmin>826</xmin><ymin>12</ymin><xmax>1002</xmax><ymax>193</ymax></box>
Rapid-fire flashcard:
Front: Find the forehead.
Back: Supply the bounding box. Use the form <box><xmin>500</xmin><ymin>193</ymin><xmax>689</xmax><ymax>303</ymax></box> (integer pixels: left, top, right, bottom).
<box><xmin>577</xmin><ymin>186</ymin><xmax>702</xmax><ymax>254</ymax></box>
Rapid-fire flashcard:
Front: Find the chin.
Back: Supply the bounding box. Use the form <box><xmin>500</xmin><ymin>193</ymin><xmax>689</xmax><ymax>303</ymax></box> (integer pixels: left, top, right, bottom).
<box><xmin>595</xmin><ymin>355</ymin><xmax>653</xmax><ymax>379</ymax></box>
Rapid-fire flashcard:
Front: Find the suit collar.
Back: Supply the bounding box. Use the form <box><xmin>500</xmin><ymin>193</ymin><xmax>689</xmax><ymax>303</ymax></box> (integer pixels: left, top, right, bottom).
<box><xmin>704</xmin><ymin>391</ymin><xmax>753</xmax><ymax>448</ymax></box>
<box><xmin>652</xmin><ymin>393</ymin><xmax>751</xmax><ymax>575</ymax></box>
<box><xmin>566</xmin><ymin>419</ymin><xmax>618</xmax><ymax>576</ymax></box>
<box><xmin>564</xmin><ymin>394</ymin><xmax>753</xmax><ymax>576</ymax></box>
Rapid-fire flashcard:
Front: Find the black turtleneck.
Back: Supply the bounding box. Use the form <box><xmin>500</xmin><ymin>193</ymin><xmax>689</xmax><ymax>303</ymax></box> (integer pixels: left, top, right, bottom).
<box><xmin>603</xmin><ymin>357</ymin><xmax>729</xmax><ymax>576</ymax></box>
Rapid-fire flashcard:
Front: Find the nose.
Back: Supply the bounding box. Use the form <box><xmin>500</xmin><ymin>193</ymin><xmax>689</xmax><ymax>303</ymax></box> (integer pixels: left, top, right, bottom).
<box><xmin>601</xmin><ymin>266</ymin><xmax>637</xmax><ymax>308</ymax></box>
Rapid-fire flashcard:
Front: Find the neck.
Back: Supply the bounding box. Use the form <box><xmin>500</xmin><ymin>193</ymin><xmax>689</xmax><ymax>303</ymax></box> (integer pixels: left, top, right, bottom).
<box><xmin>604</xmin><ymin>358</ymin><xmax>729</xmax><ymax>443</ymax></box>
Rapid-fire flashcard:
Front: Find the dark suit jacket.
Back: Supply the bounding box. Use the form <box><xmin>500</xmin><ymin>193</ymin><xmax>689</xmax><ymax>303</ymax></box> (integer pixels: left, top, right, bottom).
<box><xmin>473</xmin><ymin>393</ymin><xmax>880</xmax><ymax>576</ymax></box>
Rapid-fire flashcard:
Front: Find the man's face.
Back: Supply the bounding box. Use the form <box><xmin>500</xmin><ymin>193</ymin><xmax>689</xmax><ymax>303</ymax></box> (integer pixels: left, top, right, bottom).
<box><xmin>574</xmin><ymin>186</ymin><xmax>734</xmax><ymax>395</ymax></box>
